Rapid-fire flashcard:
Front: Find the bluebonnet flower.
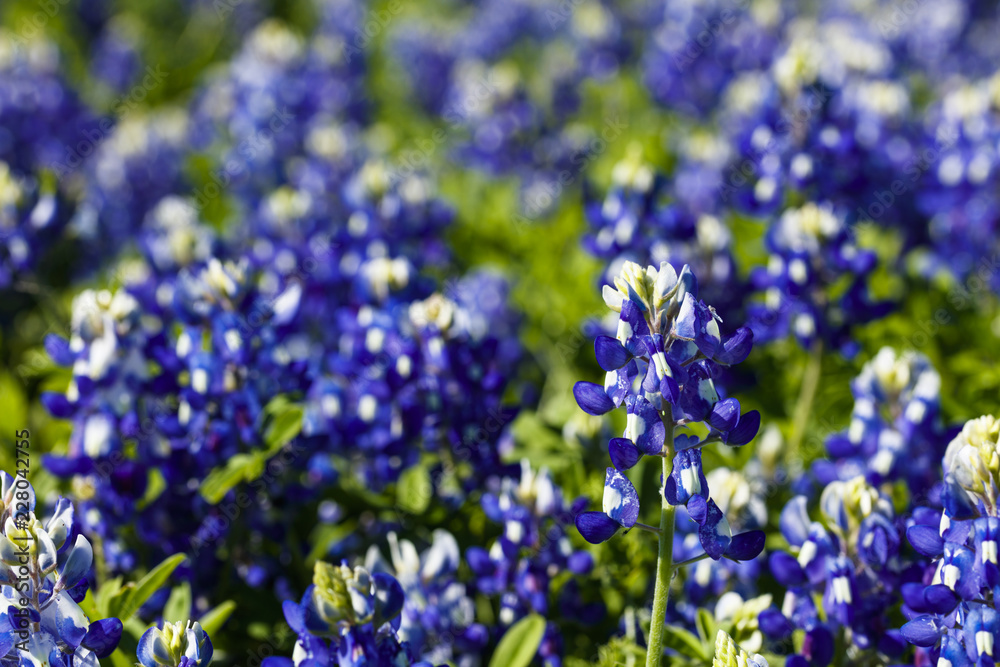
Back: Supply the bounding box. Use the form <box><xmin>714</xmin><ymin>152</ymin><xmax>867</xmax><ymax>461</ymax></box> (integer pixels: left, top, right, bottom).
<box><xmin>0</xmin><ymin>472</ymin><xmax>122</xmax><ymax>665</ymax></box>
<box><xmin>914</xmin><ymin>76</ymin><xmax>1000</xmax><ymax>288</ymax></box>
<box><xmin>574</xmin><ymin>260</ymin><xmax>762</xmax><ymax>564</ymax></box>
<box><xmin>747</xmin><ymin>202</ymin><xmax>891</xmax><ymax>355</ymax></box>
<box><xmin>900</xmin><ymin>416</ymin><xmax>1000</xmax><ymax>664</ymax></box>
<box><xmin>641</xmin><ymin>0</ymin><xmax>778</xmax><ymax>117</ymax></box>
<box><xmin>365</xmin><ymin>531</ymin><xmax>486</xmax><ymax>665</ymax></box>
<box><xmin>88</xmin><ymin>17</ymin><xmax>143</xmax><ymax>94</ymax></box>
<box><xmin>712</xmin><ymin>628</ymin><xmax>769</xmax><ymax>667</ymax></box>
<box><xmin>71</xmin><ymin>111</ymin><xmax>190</xmax><ymax>258</ymax></box>
<box><xmin>762</xmin><ymin>477</ymin><xmax>906</xmax><ymax>665</ymax></box>
<box><xmin>262</xmin><ymin>561</ymin><xmax>435</xmax><ymax>667</ymax></box>
<box><xmin>819</xmin><ymin>347</ymin><xmax>947</xmax><ymax>493</ymax></box>
<box><xmin>0</xmin><ymin>33</ymin><xmax>98</xmax><ymax>174</ymax></box>
<box><xmin>0</xmin><ymin>161</ymin><xmax>68</xmax><ymax>290</ymax></box>
<box><xmin>188</xmin><ymin>13</ymin><xmax>367</xmax><ymax>198</ymax></box>
<box><xmin>137</xmin><ymin>620</ymin><xmax>213</xmax><ymax>667</ymax></box>
<box><xmin>466</xmin><ymin>460</ymin><xmax>599</xmax><ymax>667</ymax></box>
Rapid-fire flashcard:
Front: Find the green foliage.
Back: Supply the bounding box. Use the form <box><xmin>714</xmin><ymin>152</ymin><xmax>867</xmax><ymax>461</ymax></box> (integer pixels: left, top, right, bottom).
<box><xmin>488</xmin><ymin>614</ymin><xmax>548</xmax><ymax>667</ymax></box>
<box><xmin>200</xmin><ymin>398</ymin><xmax>303</xmax><ymax>504</ymax></box>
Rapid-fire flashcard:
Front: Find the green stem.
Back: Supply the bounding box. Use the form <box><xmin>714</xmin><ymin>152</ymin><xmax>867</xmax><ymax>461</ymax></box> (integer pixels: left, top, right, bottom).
<box><xmin>788</xmin><ymin>340</ymin><xmax>823</xmax><ymax>466</ymax></box>
<box><xmin>645</xmin><ymin>417</ymin><xmax>675</xmax><ymax>667</ymax></box>
<box><xmin>671</xmin><ymin>552</ymin><xmax>711</xmax><ymax>570</ymax></box>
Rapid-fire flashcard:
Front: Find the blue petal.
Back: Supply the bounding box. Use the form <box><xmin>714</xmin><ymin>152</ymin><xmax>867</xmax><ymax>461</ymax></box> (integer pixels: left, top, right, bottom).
<box><xmin>603</xmin><ymin>468</ymin><xmax>640</xmax><ymax>528</ymax></box>
<box><xmin>671</xmin><ymin>293</ymin><xmax>698</xmax><ymax>340</ymax></box>
<box><xmin>780</xmin><ymin>496</ymin><xmax>811</xmax><ymax>547</ymax></box>
<box><xmin>769</xmin><ymin>551</ymin><xmax>807</xmax><ymax>587</ymax></box>
<box><xmin>605</xmin><ymin>360</ymin><xmax>637</xmax><ymax>407</ymax></box>
<box><xmin>59</xmin><ymin>535</ymin><xmax>93</xmax><ymax>588</ymax></box>
<box><xmin>900</xmin><ymin>582</ymin><xmax>929</xmax><ymax>613</ymax></box>
<box><xmin>44</xmin><ymin>334</ymin><xmax>75</xmax><ymax>366</ymax></box>
<box><xmin>619</xmin><ymin>300</ymin><xmax>651</xmax><ymax>354</ymax></box>
<box><xmin>40</xmin><ymin>392</ymin><xmax>74</xmax><ymax>418</ymax></box>
<box><xmin>595</xmin><ymin>336</ymin><xmax>630</xmax><ymax>371</ymax></box>
<box><xmin>81</xmin><ymin>618</ymin><xmax>123</xmax><ymax>658</ymax></box>
<box><xmin>697</xmin><ymin>499</ymin><xmax>731</xmax><ymax>560</ymax></box>
<box><xmin>900</xmin><ymin>615</ymin><xmax>941</xmax><ymax>647</ymax></box>
<box><xmin>906</xmin><ymin>525</ymin><xmax>944</xmax><ymax>558</ymax></box>
<box><xmin>803</xmin><ymin>625</ymin><xmax>834</xmax><ymax>666</ymax></box>
<box><xmin>573</xmin><ymin>381</ymin><xmax>615</xmax><ymax>416</ymax></box>
<box><xmin>664</xmin><ymin>448</ymin><xmax>708</xmax><ymax>506</ymax></box>
<box><xmin>715</xmin><ymin>327</ymin><xmax>754</xmax><ymax>365</ymax></box>
<box><xmin>759</xmin><ymin>608</ymin><xmax>793</xmax><ymax>639</ymax></box>
<box><xmin>726</xmin><ymin>530</ymin><xmax>765</xmax><ymax>561</ymax></box>
<box><xmin>136</xmin><ymin>628</ymin><xmax>159</xmax><ymax>667</ymax></box>
<box><xmin>625</xmin><ymin>395</ymin><xmax>665</xmax><ymax>456</ymax></box>
<box><xmin>942</xmin><ymin>474</ymin><xmax>978</xmax><ymax>520</ymax></box>
<box><xmin>922</xmin><ymin>584</ymin><xmax>958</xmax><ymax>614</ymax></box>
<box><xmin>609</xmin><ymin>438</ymin><xmax>642</xmax><ymax>471</ymax></box>
<box><xmin>282</xmin><ymin>599</ymin><xmax>307</xmax><ymax>635</ymax></box>
<box><xmin>726</xmin><ymin>410</ymin><xmax>761</xmax><ymax>446</ymax></box>
<box><xmin>576</xmin><ymin>511</ymin><xmax>619</xmax><ymax>544</ymax></box>
<box><xmin>372</xmin><ymin>572</ymin><xmax>405</xmax><ymax>626</ymax></box>
<box><xmin>686</xmin><ymin>495</ymin><xmax>708</xmax><ymax>525</ymax></box>
<box><xmin>708</xmin><ymin>397</ymin><xmax>740</xmax><ymax>433</ymax></box>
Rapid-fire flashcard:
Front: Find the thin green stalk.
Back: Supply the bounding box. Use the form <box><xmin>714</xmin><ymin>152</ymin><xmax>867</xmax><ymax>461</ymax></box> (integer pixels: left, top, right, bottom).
<box><xmin>787</xmin><ymin>340</ymin><xmax>823</xmax><ymax>466</ymax></box>
<box><xmin>645</xmin><ymin>417</ymin><xmax>675</xmax><ymax>667</ymax></box>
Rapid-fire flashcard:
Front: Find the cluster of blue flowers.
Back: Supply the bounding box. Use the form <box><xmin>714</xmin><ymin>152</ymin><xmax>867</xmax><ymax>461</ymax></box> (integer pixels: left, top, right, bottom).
<box><xmin>752</xmin><ymin>348</ymin><xmax>950</xmax><ymax>665</ymax></box>
<box><xmin>0</xmin><ymin>470</ymin><xmax>220</xmax><ymax>667</ymax></box>
<box><xmin>902</xmin><ymin>415</ymin><xmax>1000</xmax><ymax>666</ymax></box>
<box><xmin>0</xmin><ymin>472</ymin><xmax>121</xmax><ymax>664</ymax></box>
<box><xmin>35</xmin><ymin>10</ymin><xmax>525</xmax><ymax>610</ymax></box>
<box><xmin>467</xmin><ymin>460</ymin><xmax>600</xmax><ymax>667</ymax></box>
<box><xmin>263</xmin><ymin>560</ymin><xmax>425</xmax><ymax>667</ymax></box>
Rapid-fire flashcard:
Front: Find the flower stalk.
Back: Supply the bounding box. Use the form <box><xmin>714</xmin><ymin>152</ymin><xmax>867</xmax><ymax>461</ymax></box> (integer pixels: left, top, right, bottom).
<box><xmin>646</xmin><ymin>416</ymin><xmax>675</xmax><ymax>667</ymax></box>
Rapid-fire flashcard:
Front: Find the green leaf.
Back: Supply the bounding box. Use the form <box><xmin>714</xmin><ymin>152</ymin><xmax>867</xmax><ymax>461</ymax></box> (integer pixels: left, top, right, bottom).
<box><xmin>697</xmin><ymin>608</ymin><xmax>719</xmax><ymax>647</ymax></box>
<box><xmin>114</xmin><ymin>553</ymin><xmax>186</xmax><ymax>620</ymax></box>
<box><xmin>200</xmin><ymin>453</ymin><xmax>259</xmax><ymax>505</ymax></box>
<box><xmin>662</xmin><ymin>624</ymin><xmax>708</xmax><ymax>660</ymax></box>
<box><xmin>199</xmin><ymin>600</ymin><xmax>237</xmax><ymax>636</ymax></box>
<box><xmin>488</xmin><ymin>614</ymin><xmax>546</xmax><ymax>667</ymax></box>
<box><xmin>396</xmin><ymin>463</ymin><xmax>432</xmax><ymax>515</ymax></box>
<box><xmin>78</xmin><ymin>589</ymin><xmax>99</xmax><ymax>620</ymax></box>
<box><xmin>137</xmin><ymin>468</ymin><xmax>167</xmax><ymax>510</ymax></box>
<box><xmin>263</xmin><ymin>403</ymin><xmax>304</xmax><ymax>453</ymax></box>
<box><xmin>199</xmin><ymin>401</ymin><xmax>302</xmax><ymax>505</ymax></box>
<box><xmin>93</xmin><ymin>576</ymin><xmax>122</xmax><ymax>619</ymax></box>
<box><xmin>163</xmin><ymin>581</ymin><xmax>192</xmax><ymax>623</ymax></box>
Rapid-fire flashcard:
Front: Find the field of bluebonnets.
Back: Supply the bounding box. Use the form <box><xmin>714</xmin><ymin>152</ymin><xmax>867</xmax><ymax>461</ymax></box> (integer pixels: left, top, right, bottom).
<box><xmin>3</xmin><ymin>0</ymin><xmax>1000</xmax><ymax>665</ymax></box>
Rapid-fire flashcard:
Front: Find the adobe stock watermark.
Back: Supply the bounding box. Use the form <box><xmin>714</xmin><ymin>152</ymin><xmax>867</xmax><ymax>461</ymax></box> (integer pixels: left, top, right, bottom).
<box><xmin>342</xmin><ymin>0</ymin><xmax>403</xmax><ymax>63</ymax></box>
<box><xmin>671</xmin><ymin>0</ymin><xmax>751</xmax><ymax>71</ymax></box>
<box><xmin>510</xmin><ymin>115</ymin><xmax>628</xmax><ymax>232</ymax></box>
<box><xmin>545</xmin><ymin>0</ymin><xmax>585</xmax><ymax>29</ymax></box>
<box><xmin>53</xmin><ymin>66</ymin><xmax>169</xmax><ymax>178</ymax></box>
<box><xmin>191</xmin><ymin>107</ymin><xmax>295</xmax><ymax>210</ymax></box>
<box><xmin>875</xmin><ymin>0</ymin><xmax>925</xmax><ymax>37</ymax></box>
<box><xmin>6</xmin><ymin>0</ymin><xmax>73</xmax><ymax>51</ymax></box>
